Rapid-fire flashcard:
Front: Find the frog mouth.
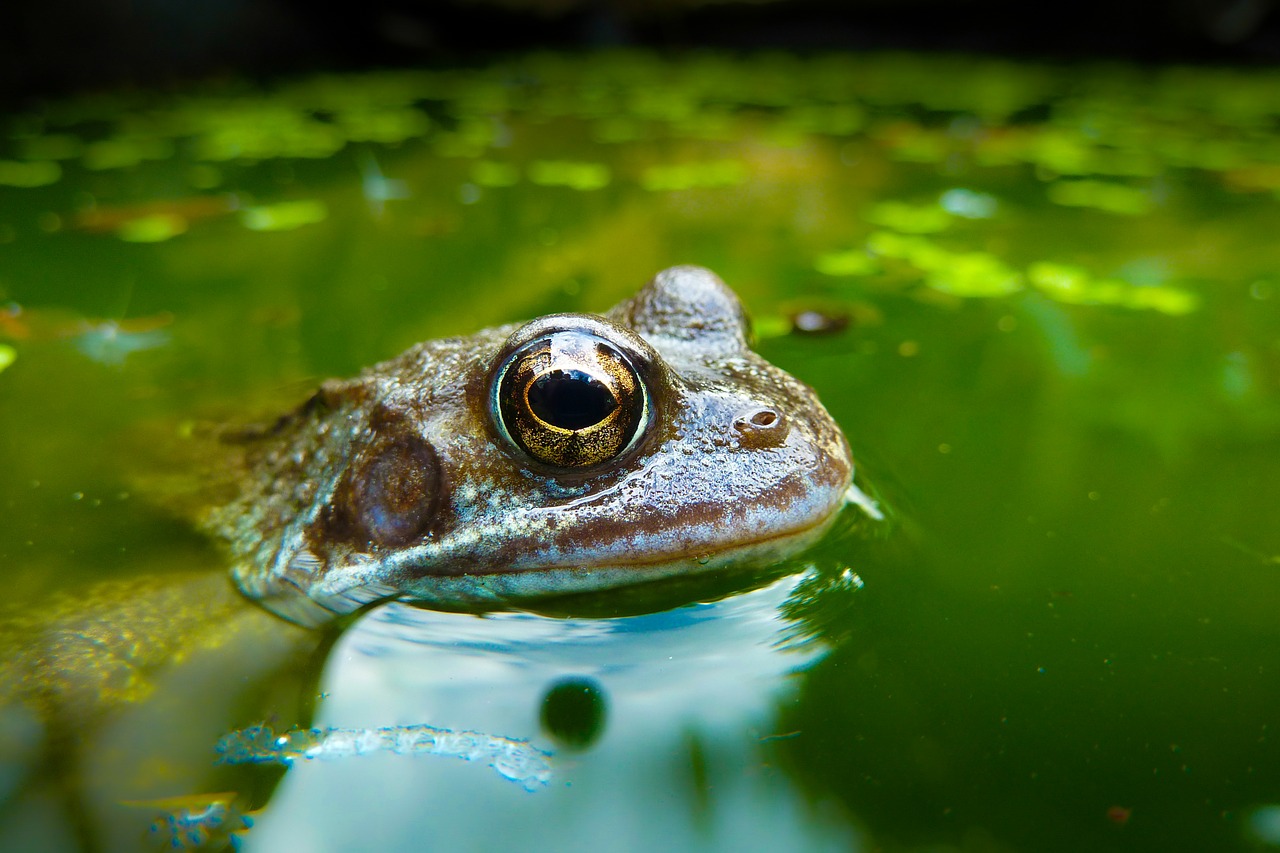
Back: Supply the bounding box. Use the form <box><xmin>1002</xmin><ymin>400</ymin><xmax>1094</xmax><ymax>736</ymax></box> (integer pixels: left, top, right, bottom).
<box><xmin>371</xmin><ymin>469</ymin><xmax>859</xmax><ymax>601</ymax></box>
<box><xmin>387</xmin><ymin>510</ymin><xmax>846</xmax><ymax>609</ymax></box>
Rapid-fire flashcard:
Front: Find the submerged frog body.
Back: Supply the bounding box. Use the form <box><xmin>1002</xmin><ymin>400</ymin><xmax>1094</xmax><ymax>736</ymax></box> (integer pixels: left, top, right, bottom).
<box><xmin>210</xmin><ymin>266</ymin><xmax>853</xmax><ymax>626</ymax></box>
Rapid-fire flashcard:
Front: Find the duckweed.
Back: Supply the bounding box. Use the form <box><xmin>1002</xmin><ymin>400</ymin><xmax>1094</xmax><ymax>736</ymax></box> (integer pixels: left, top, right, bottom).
<box><xmin>639</xmin><ymin>160</ymin><xmax>747</xmax><ymax>192</ymax></box>
<box><xmin>783</xmin><ymin>103</ymin><xmax>865</xmax><ymax>136</ymax></box>
<box><xmin>925</xmin><ymin>251</ymin><xmax>1024</xmax><ymax>298</ymax></box>
<box><xmin>116</xmin><ymin>214</ymin><xmax>188</xmax><ymax>243</ymax></box>
<box><xmin>15</xmin><ymin>135</ymin><xmax>83</xmax><ymax>161</ymax></box>
<box><xmin>192</xmin><ymin>112</ymin><xmax>346</xmax><ymax>161</ymax></box>
<box><xmin>867</xmin><ymin>231</ymin><xmax>1023</xmax><ymax>297</ymax></box>
<box><xmin>1046</xmin><ymin>179</ymin><xmax>1153</xmax><ymax>215</ymax></box>
<box><xmin>336</xmin><ymin>108</ymin><xmax>430</xmax><ymax>144</ymax></box>
<box><xmin>0</xmin><ymin>160</ymin><xmax>61</xmax><ymax>187</ymax></box>
<box><xmin>527</xmin><ymin>161</ymin><xmax>611</xmax><ymax>191</ymax></box>
<box><xmin>814</xmin><ymin>250</ymin><xmax>880</xmax><ymax>277</ymax></box>
<box><xmin>1028</xmin><ymin>262</ymin><xmax>1198</xmax><ymax>314</ymax></box>
<box><xmin>82</xmin><ymin>138</ymin><xmax>174</xmax><ymax>171</ymax></box>
<box><xmin>592</xmin><ymin>117</ymin><xmax>647</xmax><ymax>143</ymax></box>
<box><xmin>239</xmin><ymin>200</ymin><xmax>328</xmax><ymax>232</ymax></box>
<box><xmin>0</xmin><ymin>53</ymin><xmax>1259</xmax><ymax>337</ymax></box>
<box><xmin>865</xmin><ymin>200</ymin><xmax>952</xmax><ymax>233</ymax></box>
<box><xmin>471</xmin><ymin>161</ymin><xmax>520</xmax><ymax>188</ymax></box>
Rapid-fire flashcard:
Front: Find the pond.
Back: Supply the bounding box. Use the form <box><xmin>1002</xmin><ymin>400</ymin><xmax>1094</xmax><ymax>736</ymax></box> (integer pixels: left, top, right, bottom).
<box><xmin>1</xmin><ymin>51</ymin><xmax>1278</xmax><ymax>853</ymax></box>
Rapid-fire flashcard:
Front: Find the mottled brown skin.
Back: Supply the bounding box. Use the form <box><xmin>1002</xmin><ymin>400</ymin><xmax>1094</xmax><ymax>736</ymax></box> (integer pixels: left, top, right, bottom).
<box><xmin>209</xmin><ymin>266</ymin><xmax>855</xmax><ymax>626</ymax></box>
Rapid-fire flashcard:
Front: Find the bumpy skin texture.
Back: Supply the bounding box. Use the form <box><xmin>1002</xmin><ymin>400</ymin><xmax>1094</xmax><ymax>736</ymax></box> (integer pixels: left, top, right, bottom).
<box><xmin>207</xmin><ymin>267</ymin><xmax>853</xmax><ymax>626</ymax></box>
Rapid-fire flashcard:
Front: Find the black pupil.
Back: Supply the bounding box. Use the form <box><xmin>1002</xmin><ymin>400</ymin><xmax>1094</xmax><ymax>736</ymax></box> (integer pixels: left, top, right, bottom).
<box><xmin>527</xmin><ymin>370</ymin><xmax>618</xmax><ymax>430</ymax></box>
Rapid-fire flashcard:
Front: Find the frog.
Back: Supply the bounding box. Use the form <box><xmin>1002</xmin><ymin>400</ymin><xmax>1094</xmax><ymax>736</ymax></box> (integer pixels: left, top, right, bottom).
<box><xmin>207</xmin><ymin>264</ymin><xmax>856</xmax><ymax>626</ymax></box>
<box><xmin>0</xmin><ymin>265</ymin><xmax>859</xmax><ymax>852</ymax></box>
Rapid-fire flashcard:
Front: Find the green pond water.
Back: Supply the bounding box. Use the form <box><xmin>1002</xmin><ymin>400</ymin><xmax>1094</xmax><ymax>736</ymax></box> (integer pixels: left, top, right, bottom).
<box><xmin>1</xmin><ymin>51</ymin><xmax>1279</xmax><ymax>852</ymax></box>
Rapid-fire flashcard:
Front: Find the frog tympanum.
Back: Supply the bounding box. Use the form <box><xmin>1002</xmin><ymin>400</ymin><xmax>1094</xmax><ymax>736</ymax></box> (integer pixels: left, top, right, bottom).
<box><xmin>210</xmin><ymin>265</ymin><xmax>854</xmax><ymax>626</ymax></box>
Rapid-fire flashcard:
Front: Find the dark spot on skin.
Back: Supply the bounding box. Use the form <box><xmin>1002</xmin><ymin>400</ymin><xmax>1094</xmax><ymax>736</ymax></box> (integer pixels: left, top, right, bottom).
<box><xmin>350</xmin><ymin>434</ymin><xmax>441</xmax><ymax>546</ymax></box>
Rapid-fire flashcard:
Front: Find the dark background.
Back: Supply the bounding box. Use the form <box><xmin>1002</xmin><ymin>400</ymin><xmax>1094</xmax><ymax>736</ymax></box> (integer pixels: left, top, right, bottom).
<box><xmin>3</xmin><ymin>0</ymin><xmax>1279</xmax><ymax>104</ymax></box>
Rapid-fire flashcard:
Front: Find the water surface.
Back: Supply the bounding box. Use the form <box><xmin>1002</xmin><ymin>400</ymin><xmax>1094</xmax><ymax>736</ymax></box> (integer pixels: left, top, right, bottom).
<box><xmin>1</xmin><ymin>51</ymin><xmax>1278</xmax><ymax>852</ymax></box>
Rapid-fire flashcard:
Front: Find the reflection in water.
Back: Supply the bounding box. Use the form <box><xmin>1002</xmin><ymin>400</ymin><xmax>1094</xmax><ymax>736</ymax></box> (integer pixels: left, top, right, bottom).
<box><xmin>216</xmin><ymin>722</ymin><xmax>551</xmax><ymax>790</ymax></box>
<box><xmin>539</xmin><ymin>677</ymin><xmax>608</xmax><ymax>750</ymax></box>
<box><xmin>244</xmin><ymin>574</ymin><xmax>861</xmax><ymax>852</ymax></box>
<box><xmin>126</xmin><ymin>792</ymin><xmax>256</xmax><ymax>852</ymax></box>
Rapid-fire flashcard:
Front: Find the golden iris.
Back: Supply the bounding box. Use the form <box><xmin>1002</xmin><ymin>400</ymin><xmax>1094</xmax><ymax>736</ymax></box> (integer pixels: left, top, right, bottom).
<box><xmin>493</xmin><ymin>330</ymin><xmax>646</xmax><ymax>469</ymax></box>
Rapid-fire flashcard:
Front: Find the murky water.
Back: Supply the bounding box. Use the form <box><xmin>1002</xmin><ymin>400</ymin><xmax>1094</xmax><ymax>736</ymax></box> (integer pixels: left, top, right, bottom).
<box><xmin>1</xmin><ymin>52</ymin><xmax>1278</xmax><ymax>852</ymax></box>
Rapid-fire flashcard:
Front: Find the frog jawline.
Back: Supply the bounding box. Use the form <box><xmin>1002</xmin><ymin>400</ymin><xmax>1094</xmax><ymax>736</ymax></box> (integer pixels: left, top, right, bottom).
<box><xmin>249</xmin><ymin>513</ymin><xmax>842</xmax><ymax>627</ymax></box>
<box><xmin>371</xmin><ymin>511</ymin><xmax>841</xmax><ymax>608</ymax></box>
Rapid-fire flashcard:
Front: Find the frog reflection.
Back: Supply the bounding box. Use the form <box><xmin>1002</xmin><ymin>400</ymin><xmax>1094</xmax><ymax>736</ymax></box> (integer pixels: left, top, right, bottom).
<box><xmin>211</xmin><ymin>265</ymin><xmax>854</xmax><ymax>625</ymax></box>
<box><xmin>245</xmin><ymin>573</ymin><xmax>864</xmax><ymax>853</ymax></box>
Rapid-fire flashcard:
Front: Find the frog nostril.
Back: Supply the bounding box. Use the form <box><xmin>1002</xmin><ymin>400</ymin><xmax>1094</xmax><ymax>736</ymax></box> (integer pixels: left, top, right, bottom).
<box><xmin>733</xmin><ymin>407</ymin><xmax>787</xmax><ymax>449</ymax></box>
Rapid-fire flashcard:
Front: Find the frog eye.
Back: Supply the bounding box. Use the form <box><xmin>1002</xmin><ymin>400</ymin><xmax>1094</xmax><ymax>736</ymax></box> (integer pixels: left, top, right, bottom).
<box><xmin>491</xmin><ymin>330</ymin><xmax>648</xmax><ymax>469</ymax></box>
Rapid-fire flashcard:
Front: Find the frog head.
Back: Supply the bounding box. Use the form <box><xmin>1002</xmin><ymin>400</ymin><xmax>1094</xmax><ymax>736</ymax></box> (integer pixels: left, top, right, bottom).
<box><xmin>212</xmin><ymin>267</ymin><xmax>854</xmax><ymax>626</ymax></box>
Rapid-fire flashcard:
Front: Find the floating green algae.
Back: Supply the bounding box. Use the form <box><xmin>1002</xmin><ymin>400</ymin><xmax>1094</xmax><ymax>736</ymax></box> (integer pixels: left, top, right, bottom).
<box><xmin>925</xmin><ymin>251</ymin><xmax>1024</xmax><ymax>298</ymax></box>
<box><xmin>116</xmin><ymin>214</ymin><xmax>188</xmax><ymax>243</ymax></box>
<box><xmin>814</xmin><ymin>250</ymin><xmax>880</xmax><ymax>277</ymax></box>
<box><xmin>527</xmin><ymin>160</ymin><xmax>611</xmax><ymax>191</ymax></box>
<box><xmin>432</xmin><ymin>119</ymin><xmax>498</xmax><ymax>158</ymax></box>
<box><xmin>0</xmin><ymin>160</ymin><xmax>61</xmax><ymax>187</ymax></box>
<box><xmin>873</xmin><ymin>123</ymin><xmax>952</xmax><ymax>164</ymax></box>
<box><xmin>336</xmin><ymin>107</ymin><xmax>430</xmax><ymax>144</ymax></box>
<box><xmin>82</xmin><ymin>137</ymin><xmax>174</xmax><ymax>171</ymax></box>
<box><xmin>187</xmin><ymin>164</ymin><xmax>223</xmax><ymax>189</ymax></box>
<box><xmin>0</xmin><ymin>51</ymin><xmax>1256</xmax><ymax>327</ymax></box>
<box><xmin>239</xmin><ymin>200</ymin><xmax>328</xmax><ymax>231</ymax></box>
<box><xmin>1046</xmin><ymin>179</ymin><xmax>1153</xmax><ymax>215</ymax></box>
<box><xmin>471</xmin><ymin>161</ymin><xmax>520</xmax><ymax>188</ymax></box>
<box><xmin>191</xmin><ymin>109</ymin><xmax>347</xmax><ymax>161</ymax></box>
<box><xmin>867</xmin><ymin>231</ymin><xmax>1024</xmax><ymax>297</ymax></box>
<box><xmin>1028</xmin><ymin>262</ymin><xmax>1198</xmax><ymax>314</ymax></box>
<box><xmin>592</xmin><ymin>116</ymin><xmax>648</xmax><ymax>144</ymax></box>
<box><xmin>639</xmin><ymin>160</ymin><xmax>747</xmax><ymax>192</ymax></box>
<box><xmin>864</xmin><ymin>200</ymin><xmax>953</xmax><ymax>233</ymax></box>
<box><xmin>781</xmin><ymin>103</ymin><xmax>866</xmax><ymax>137</ymax></box>
<box><xmin>860</xmin><ymin>232</ymin><xmax>1199</xmax><ymax>312</ymax></box>
<box><xmin>14</xmin><ymin>134</ymin><xmax>83</xmax><ymax>161</ymax></box>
